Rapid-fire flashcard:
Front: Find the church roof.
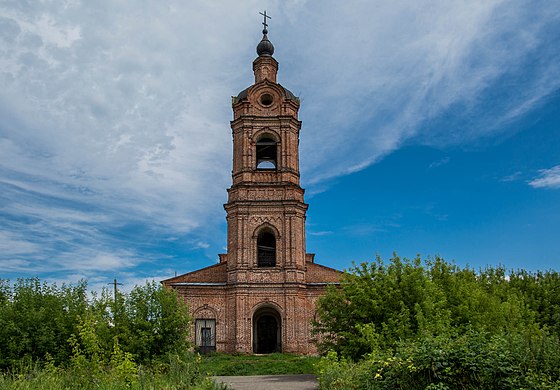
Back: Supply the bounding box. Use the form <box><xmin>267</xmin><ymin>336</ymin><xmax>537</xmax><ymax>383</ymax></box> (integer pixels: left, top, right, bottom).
<box><xmin>235</xmin><ymin>84</ymin><xmax>297</xmax><ymax>103</ymax></box>
<box><xmin>161</xmin><ymin>262</ymin><xmax>227</xmax><ymax>285</ymax></box>
<box><xmin>161</xmin><ymin>260</ymin><xmax>342</xmax><ymax>286</ymax></box>
<box><xmin>305</xmin><ymin>262</ymin><xmax>344</xmax><ymax>284</ymax></box>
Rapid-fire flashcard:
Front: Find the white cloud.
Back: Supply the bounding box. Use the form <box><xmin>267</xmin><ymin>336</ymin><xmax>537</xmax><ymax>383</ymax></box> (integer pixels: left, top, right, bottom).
<box><xmin>0</xmin><ymin>231</ymin><xmax>39</xmax><ymax>256</ymax></box>
<box><xmin>0</xmin><ymin>1</ymin><xmax>559</xmax><ymax>279</ymax></box>
<box><xmin>290</xmin><ymin>1</ymin><xmax>560</xmax><ymax>183</ymax></box>
<box><xmin>89</xmin><ymin>253</ymin><xmax>135</xmax><ymax>271</ymax></box>
<box><xmin>529</xmin><ymin>166</ymin><xmax>560</xmax><ymax>189</ymax></box>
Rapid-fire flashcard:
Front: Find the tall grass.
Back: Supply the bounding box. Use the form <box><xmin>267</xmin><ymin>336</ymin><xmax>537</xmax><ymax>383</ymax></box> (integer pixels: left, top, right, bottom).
<box><xmin>0</xmin><ymin>353</ymin><xmax>228</xmax><ymax>390</ymax></box>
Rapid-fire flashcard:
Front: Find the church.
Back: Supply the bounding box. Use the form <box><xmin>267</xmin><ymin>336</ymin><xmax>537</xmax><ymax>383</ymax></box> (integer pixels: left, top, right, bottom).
<box><xmin>162</xmin><ymin>16</ymin><xmax>341</xmax><ymax>355</ymax></box>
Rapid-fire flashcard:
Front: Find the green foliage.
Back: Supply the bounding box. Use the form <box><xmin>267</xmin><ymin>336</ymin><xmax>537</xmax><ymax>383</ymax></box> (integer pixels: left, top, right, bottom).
<box><xmin>314</xmin><ymin>255</ymin><xmax>554</xmax><ymax>360</ymax></box>
<box><xmin>0</xmin><ymin>278</ymin><xmax>221</xmax><ymax>389</ymax></box>
<box><xmin>315</xmin><ymin>350</ymin><xmax>366</xmax><ymax>390</ymax></box>
<box><xmin>66</xmin><ymin>310</ymin><xmax>106</xmax><ymax>385</ymax></box>
<box><xmin>82</xmin><ymin>281</ymin><xmax>191</xmax><ymax>365</ymax></box>
<box><xmin>0</xmin><ymin>278</ymin><xmax>190</xmax><ymax>369</ymax></box>
<box><xmin>313</xmin><ymin>255</ymin><xmax>560</xmax><ymax>388</ymax></box>
<box><xmin>507</xmin><ymin>269</ymin><xmax>560</xmax><ymax>335</ymax></box>
<box><xmin>0</xmin><ymin>355</ymin><xmax>227</xmax><ymax>389</ymax></box>
<box><xmin>0</xmin><ymin>278</ymin><xmax>88</xmax><ymax>368</ymax></box>
<box><xmin>316</xmin><ymin>329</ymin><xmax>560</xmax><ymax>389</ymax></box>
<box><xmin>113</xmin><ymin>281</ymin><xmax>192</xmax><ymax>363</ymax></box>
<box><xmin>110</xmin><ymin>339</ymin><xmax>138</xmax><ymax>387</ymax></box>
<box><xmin>314</xmin><ymin>256</ymin><xmax>451</xmax><ymax>358</ymax></box>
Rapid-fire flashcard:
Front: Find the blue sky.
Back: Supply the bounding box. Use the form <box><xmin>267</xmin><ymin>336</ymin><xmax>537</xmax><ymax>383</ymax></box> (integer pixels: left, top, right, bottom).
<box><xmin>1</xmin><ymin>1</ymin><xmax>559</xmax><ymax>292</ymax></box>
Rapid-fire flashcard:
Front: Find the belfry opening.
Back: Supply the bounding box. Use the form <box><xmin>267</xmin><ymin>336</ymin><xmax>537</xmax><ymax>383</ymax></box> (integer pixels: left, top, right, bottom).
<box><xmin>256</xmin><ymin>135</ymin><xmax>277</xmax><ymax>170</ymax></box>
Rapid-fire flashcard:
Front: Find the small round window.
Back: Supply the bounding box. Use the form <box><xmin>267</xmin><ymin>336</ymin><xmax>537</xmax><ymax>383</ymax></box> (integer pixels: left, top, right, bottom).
<box><xmin>260</xmin><ymin>93</ymin><xmax>274</xmax><ymax>106</ymax></box>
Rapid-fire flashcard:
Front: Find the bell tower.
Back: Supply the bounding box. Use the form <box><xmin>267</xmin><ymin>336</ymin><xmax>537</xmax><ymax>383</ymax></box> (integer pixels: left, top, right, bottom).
<box><xmin>162</xmin><ymin>13</ymin><xmax>341</xmax><ymax>355</ymax></box>
<box><xmin>224</xmin><ymin>15</ymin><xmax>308</xmax><ymax>284</ymax></box>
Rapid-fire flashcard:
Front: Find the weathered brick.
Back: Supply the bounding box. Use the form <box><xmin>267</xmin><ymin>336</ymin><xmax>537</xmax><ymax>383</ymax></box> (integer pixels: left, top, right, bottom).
<box><xmin>162</xmin><ymin>32</ymin><xmax>341</xmax><ymax>354</ymax></box>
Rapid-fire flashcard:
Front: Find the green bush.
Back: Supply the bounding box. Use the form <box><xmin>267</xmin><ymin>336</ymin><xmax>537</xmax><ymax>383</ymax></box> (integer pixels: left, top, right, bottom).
<box><xmin>316</xmin><ymin>330</ymin><xmax>560</xmax><ymax>389</ymax></box>
<box><xmin>0</xmin><ymin>279</ymin><xmax>191</xmax><ymax>368</ymax></box>
<box><xmin>105</xmin><ymin>281</ymin><xmax>192</xmax><ymax>364</ymax></box>
<box><xmin>0</xmin><ymin>278</ymin><xmax>213</xmax><ymax>388</ymax></box>
<box><xmin>313</xmin><ymin>255</ymin><xmax>560</xmax><ymax>388</ymax></box>
<box><xmin>0</xmin><ymin>278</ymin><xmax>88</xmax><ymax>368</ymax></box>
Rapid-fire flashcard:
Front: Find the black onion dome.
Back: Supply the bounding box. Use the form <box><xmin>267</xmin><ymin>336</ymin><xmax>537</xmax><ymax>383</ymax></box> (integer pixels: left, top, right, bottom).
<box><xmin>256</xmin><ymin>29</ymin><xmax>274</xmax><ymax>56</ymax></box>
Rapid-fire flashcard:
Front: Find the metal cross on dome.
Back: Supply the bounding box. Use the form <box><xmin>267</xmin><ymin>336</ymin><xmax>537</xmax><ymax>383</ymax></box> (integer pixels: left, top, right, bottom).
<box><xmin>259</xmin><ymin>10</ymin><xmax>271</xmax><ymax>31</ymax></box>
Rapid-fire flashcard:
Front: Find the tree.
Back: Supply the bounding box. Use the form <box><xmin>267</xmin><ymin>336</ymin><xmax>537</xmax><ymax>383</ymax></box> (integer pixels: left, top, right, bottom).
<box><xmin>0</xmin><ymin>278</ymin><xmax>88</xmax><ymax>367</ymax></box>
<box><xmin>113</xmin><ymin>281</ymin><xmax>191</xmax><ymax>362</ymax></box>
<box><xmin>313</xmin><ymin>255</ymin><xmax>537</xmax><ymax>360</ymax></box>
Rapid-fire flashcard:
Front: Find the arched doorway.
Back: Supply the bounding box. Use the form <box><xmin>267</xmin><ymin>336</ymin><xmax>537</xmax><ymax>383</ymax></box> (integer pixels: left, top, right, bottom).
<box><xmin>253</xmin><ymin>306</ymin><xmax>281</xmax><ymax>354</ymax></box>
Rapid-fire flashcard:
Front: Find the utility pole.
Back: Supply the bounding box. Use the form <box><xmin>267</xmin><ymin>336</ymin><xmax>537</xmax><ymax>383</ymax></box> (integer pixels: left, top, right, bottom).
<box><xmin>108</xmin><ymin>277</ymin><xmax>123</xmax><ymax>302</ymax></box>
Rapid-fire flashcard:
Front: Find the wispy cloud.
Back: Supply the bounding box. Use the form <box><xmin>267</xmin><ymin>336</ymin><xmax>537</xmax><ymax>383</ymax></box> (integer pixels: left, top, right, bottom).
<box><xmin>0</xmin><ymin>1</ymin><xmax>559</xmax><ymax>281</ymax></box>
<box><xmin>309</xmin><ymin>230</ymin><xmax>334</xmax><ymax>237</ymax></box>
<box><xmin>501</xmin><ymin>171</ymin><xmax>523</xmax><ymax>183</ymax></box>
<box><xmin>429</xmin><ymin>157</ymin><xmax>450</xmax><ymax>169</ymax></box>
<box><xmin>292</xmin><ymin>1</ymin><xmax>560</xmax><ymax>182</ymax></box>
<box><xmin>529</xmin><ymin>166</ymin><xmax>560</xmax><ymax>189</ymax></box>
<box><xmin>343</xmin><ymin>222</ymin><xmax>401</xmax><ymax>236</ymax></box>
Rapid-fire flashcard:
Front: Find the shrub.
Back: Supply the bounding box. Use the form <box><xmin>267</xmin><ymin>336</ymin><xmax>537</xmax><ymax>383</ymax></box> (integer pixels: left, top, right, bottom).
<box><xmin>0</xmin><ymin>278</ymin><xmax>88</xmax><ymax>368</ymax></box>
<box><xmin>316</xmin><ymin>330</ymin><xmax>560</xmax><ymax>389</ymax></box>
<box><xmin>313</xmin><ymin>255</ymin><xmax>560</xmax><ymax>388</ymax></box>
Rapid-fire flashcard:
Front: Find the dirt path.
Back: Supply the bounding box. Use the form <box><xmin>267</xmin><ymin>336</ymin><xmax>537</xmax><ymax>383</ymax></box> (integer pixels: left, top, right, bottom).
<box><xmin>212</xmin><ymin>374</ymin><xmax>319</xmax><ymax>390</ymax></box>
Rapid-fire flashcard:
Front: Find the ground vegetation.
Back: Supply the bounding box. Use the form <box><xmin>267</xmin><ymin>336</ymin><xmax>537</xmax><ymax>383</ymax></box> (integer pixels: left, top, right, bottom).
<box><xmin>0</xmin><ymin>278</ymin><xmax>225</xmax><ymax>389</ymax></box>
<box><xmin>313</xmin><ymin>255</ymin><xmax>560</xmax><ymax>389</ymax></box>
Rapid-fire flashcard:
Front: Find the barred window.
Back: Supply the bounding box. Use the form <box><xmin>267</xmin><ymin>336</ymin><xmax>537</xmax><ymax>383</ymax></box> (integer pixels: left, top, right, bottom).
<box><xmin>257</xmin><ymin>231</ymin><xmax>276</xmax><ymax>267</ymax></box>
<box><xmin>195</xmin><ymin>319</ymin><xmax>216</xmax><ymax>353</ymax></box>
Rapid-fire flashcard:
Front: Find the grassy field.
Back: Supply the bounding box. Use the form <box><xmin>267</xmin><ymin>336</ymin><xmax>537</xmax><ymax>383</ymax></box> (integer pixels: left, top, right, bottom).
<box><xmin>0</xmin><ymin>353</ymin><xmax>320</xmax><ymax>389</ymax></box>
<box><xmin>0</xmin><ymin>358</ymin><xmax>227</xmax><ymax>390</ymax></box>
<box><xmin>199</xmin><ymin>353</ymin><xmax>320</xmax><ymax>376</ymax></box>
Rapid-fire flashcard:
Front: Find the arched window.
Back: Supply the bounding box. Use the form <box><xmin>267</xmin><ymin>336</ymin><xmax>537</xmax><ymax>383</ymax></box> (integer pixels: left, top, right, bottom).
<box><xmin>257</xmin><ymin>230</ymin><xmax>276</xmax><ymax>267</ymax></box>
<box><xmin>256</xmin><ymin>135</ymin><xmax>277</xmax><ymax>170</ymax></box>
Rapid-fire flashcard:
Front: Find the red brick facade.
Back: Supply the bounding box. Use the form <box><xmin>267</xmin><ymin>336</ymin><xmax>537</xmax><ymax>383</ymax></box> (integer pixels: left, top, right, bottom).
<box><xmin>162</xmin><ymin>28</ymin><xmax>341</xmax><ymax>354</ymax></box>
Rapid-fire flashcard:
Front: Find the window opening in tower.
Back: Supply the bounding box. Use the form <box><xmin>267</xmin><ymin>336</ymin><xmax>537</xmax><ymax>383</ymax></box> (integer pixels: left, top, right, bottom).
<box><xmin>257</xmin><ymin>231</ymin><xmax>276</xmax><ymax>267</ymax></box>
<box><xmin>256</xmin><ymin>136</ymin><xmax>277</xmax><ymax>170</ymax></box>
